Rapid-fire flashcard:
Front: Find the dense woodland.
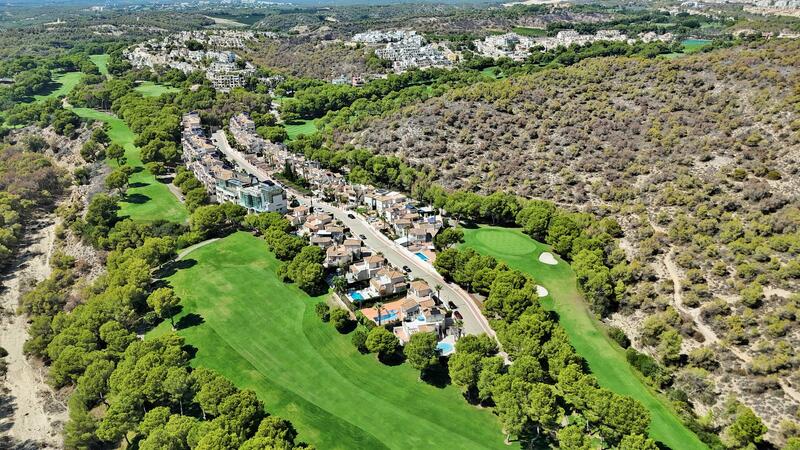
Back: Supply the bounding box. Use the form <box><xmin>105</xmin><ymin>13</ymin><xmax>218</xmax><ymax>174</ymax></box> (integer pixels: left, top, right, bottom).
<box><xmin>332</xmin><ymin>37</ymin><xmax>800</xmax><ymax>439</ymax></box>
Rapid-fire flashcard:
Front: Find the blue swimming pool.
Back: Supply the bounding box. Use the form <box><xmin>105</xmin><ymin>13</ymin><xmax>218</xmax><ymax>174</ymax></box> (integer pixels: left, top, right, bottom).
<box><xmin>350</xmin><ymin>292</ymin><xmax>364</xmax><ymax>301</ymax></box>
<box><xmin>376</xmin><ymin>311</ymin><xmax>399</xmax><ymax>322</ymax></box>
<box><xmin>436</xmin><ymin>342</ymin><xmax>453</xmax><ymax>353</ymax></box>
<box><xmin>415</xmin><ymin>252</ymin><xmax>429</xmax><ymax>262</ymax></box>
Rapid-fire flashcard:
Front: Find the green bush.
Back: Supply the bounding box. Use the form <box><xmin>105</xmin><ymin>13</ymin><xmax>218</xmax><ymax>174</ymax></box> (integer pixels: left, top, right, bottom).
<box><xmin>315</xmin><ymin>302</ymin><xmax>330</xmax><ymax>322</ymax></box>
<box><xmin>607</xmin><ymin>326</ymin><xmax>630</xmax><ymax>348</ymax></box>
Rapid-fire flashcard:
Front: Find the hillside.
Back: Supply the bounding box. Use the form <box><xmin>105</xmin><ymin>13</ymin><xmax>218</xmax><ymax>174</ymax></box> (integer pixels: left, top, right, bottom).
<box><xmin>335</xmin><ymin>39</ymin><xmax>800</xmax><ymax>439</ymax></box>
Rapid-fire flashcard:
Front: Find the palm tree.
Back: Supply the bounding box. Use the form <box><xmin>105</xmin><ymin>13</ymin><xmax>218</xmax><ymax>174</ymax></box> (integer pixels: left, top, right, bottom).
<box><xmin>374</xmin><ymin>302</ymin><xmax>384</xmax><ymax>326</ymax></box>
<box><xmin>434</xmin><ymin>283</ymin><xmax>442</xmax><ymax>303</ymax></box>
<box><xmin>454</xmin><ymin>319</ymin><xmax>464</xmax><ymax>339</ymax></box>
<box><xmin>332</xmin><ymin>276</ymin><xmax>347</xmax><ymax>295</ymax></box>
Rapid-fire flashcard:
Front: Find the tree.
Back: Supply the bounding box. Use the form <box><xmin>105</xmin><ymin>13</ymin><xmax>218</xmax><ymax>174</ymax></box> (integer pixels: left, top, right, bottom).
<box><xmin>329</xmin><ymin>308</ymin><xmax>351</xmax><ymax>333</ymax></box>
<box><xmin>374</xmin><ymin>302</ymin><xmax>385</xmax><ymax>326</ymax></box>
<box><xmin>556</xmin><ymin>424</ymin><xmax>591</xmax><ymax>450</ymax></box>
<box><xmin>332</xmin><ymin>276</ymin><xmax>347</xmax><ymax>294</ymax></box>
<box><xmin>105</xmin><ymin>169</ymin><xmax>131</xmax><ymax>194</ymax></box>
<box><xmin>147</xmin><ymin>288</ymin><xmax>181</xmax><ymax>329</ymax></box>
<box><xmin>106</xmin><ymin>143</ymin><xmax>126</xmax><ymax>165</ymax></box>
<box><xmin>448</xmin><ymin>352</ymin><xmax>483</xmax><ymax>395</ymax></box>
<box><xmin>404</xmin><ymin>332</ymin><xmax>438</xmax><ymax>374</ymax></box>
<box><xmin>96</xmin><ymin>391</ymin><xmax>142</xmax><ymax>445</ymax></box>
<box><xmin>351</xmin><ymin>328</ymin><xmax>368</xmax><ymax>353</ymax></box>
<box><xmin>434</xmin><ymin>227</ymin><xmax>464</xmax><ymax>250</ymax></box>
<box><xmin>725</xmin><ymin>406</ymin><xmax>767</xmax><ymax>449</ymax></box>
<box><xmin>76</xmin><ymin>358</ymin><xmax>115</xmax><ymax>405</ymax></box>
<box><xmin>314</xmin><ymin>302</ymin><xmax>330</xmax><ymax>322</ymax></box>
<box><xmin>527</xmin><ymin>383</ymin><xmax>559</xmax><ymax>435</ymax></box>
<box><xmin>365</xmin><ymin>326</ymin><xmax>398</xmax><ymax>358</ymax></box>
<box><xmin>193</xmin><ymin>369</ymin><xmax>237</xmax><ymax>419</ymax></box>
<box><xmin>618</xmin><ymin>434</ymin><xmax>659</xmax><ymax>450</ymax></box>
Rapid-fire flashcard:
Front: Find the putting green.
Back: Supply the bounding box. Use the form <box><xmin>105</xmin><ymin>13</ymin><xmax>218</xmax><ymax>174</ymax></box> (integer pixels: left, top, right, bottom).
<box><xmin>71</xmin><ymin>107</ymin><xmax>188</xmax><ymax>223</ymax></box>
<box><xmin>150</xmin><ymin>232</ymin><xmax>510</xmax><ymax>450</ymax></box>
<box><xmin>462</xmin><ymin>226</ymin><xmax>707</xmax><ymax>450</ymax></box>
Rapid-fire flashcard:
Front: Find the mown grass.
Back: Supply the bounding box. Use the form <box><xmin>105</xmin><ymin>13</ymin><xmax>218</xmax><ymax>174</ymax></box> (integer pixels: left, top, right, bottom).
<box><xmin>149</xmin><ymin>231</ymin><xmax>510</xmax><ymax>450</ymax></box>
<box><xmin>70</xmin><ymin>107</ymin><xmax>188</xmax><ymax>223</ymax></box>
<box><xmin>461</xmin><ymin>225</ymin><xmax>707</xmax><ymax>450</ymax></box>
<box><xmin>33</xmin><ymin>71</ymin><xmax>83</xmax><ymax>101</ymax></box>
<box><xmin>134</xmin><ymin>81</ymin><xmax>180</xmax><ymax>98</ymax></box>
<box><xmin>285</xmin><ymin>119</ymin><xmax>318</xmax><ymax>140</ymax></box>
<box><xmin>90</xmin><ymin>54</ymin><xmax>110</xmax><ymax>78</ymax></box>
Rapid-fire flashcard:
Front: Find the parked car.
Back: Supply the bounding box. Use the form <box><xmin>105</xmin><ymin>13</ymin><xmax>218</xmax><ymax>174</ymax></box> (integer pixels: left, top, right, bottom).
<box><xmin>358</xmin><ymin>234</ymin><xmax>367</xmax><ymax>240</ymax></box>
<box><xmin>347</xmin><ymin>213</ymin><xmax>355</xmax><ymax>219</ymax></box>
<box><xmin>402</xmin><ymin>265</ymin><xmax>412</xmax><ymax>273</ymax></box>
<box><xmin>453</xmin><ymin>311</ymin><xmax>463</xmax><ymax>320</ymax></box>
<box><xmin>448</xmin><ymin>301</ymin><xmax>458</xmax><ymax>310</ymax></box>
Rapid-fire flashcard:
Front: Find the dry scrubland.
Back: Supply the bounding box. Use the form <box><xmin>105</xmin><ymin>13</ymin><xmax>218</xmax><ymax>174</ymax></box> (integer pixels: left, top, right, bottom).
<box><xmin>338</xmin><ymin>39</ymin><xmax>800</xmax><ymax>438</ymax></box>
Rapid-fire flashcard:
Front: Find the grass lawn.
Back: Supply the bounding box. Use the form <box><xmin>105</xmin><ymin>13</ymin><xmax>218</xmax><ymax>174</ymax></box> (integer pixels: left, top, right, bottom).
<box><xmin>70</xmin><ymin>107</ymin><xmax>188</xmax><ymax>223</ymax></box>
<box><xmin>90</xmin><ymin>54</ymin><xmax>110</xmax><ymax>78</ymax></box>
<box><xmin>33</xmin><ymin>71</ymin><xmax>83</xmax><ymax>101</ymax></box>
<box><xmin>461</xmin><ymin>226</ymin><xmax>707</xmax><ymax>450</ymax></box>
<box><xmin>512</xmin><ymin>26</ymin><xmax>547</xmax><ymax>37</ymax></box>
<box><xmin>134</xmin><ymin>81</ymin><xmax>180</xmax><ymax>97</ymax></box>
<box><xmin>285</xmin><ymin>119</ymin><xmax>318</xmax><ymax>140</ymax></box>
<box><xmin>681</xmin><ymin>39</ymin><xmax>712</xmax><ymax>53</ymax></box>
<box><xmin>149</xmin><ymin>232</ymin><xmax>510</xmax><ymax>450</ymax></box>
<box><xmin>480</xmin><ymin>66</ymin><xmax>505</xmax><ymax>79</ymax></box>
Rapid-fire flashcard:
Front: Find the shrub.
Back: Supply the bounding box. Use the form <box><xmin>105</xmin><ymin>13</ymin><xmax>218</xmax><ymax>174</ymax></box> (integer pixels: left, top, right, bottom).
<box><xmin>330</xmin><ymin>308</ymin><xmax>352</xmax><ymax>333</ymax></box>
<box><xmin>315</xmin><ymin>302</ymin><xmax>330</xmax><ymax>322</ymax></box>
<box><xmin>607</xmin><ymin>326</ymin><xmax>630</xmax><ymax>348</ymax></box>
<box><xmin>351</xmin><ymin>328</ymin><xmax>368</xmax><ymax>353</ymax></box>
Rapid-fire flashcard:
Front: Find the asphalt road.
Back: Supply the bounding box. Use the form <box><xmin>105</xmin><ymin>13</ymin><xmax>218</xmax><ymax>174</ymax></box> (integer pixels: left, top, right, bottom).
<box><xmin>208</xmin><ymin>132</ymin><xmax>496</xmax><ymax>338</ymax></box>
<box><xmin>298</xmin><ymin>197</ymin><xmax>496</xmax><ymax>338</ymax></box>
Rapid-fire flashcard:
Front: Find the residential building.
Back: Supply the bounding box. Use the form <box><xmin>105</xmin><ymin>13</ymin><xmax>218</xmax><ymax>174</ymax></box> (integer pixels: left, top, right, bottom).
<box><xmin>369</xmin><ymin>268</ymin><xmax>407</xmax><ymax>297</ymax></box>
<box><xmin>348</xmin><ymin>255</ymin><xmax>385</xmax><ymax>282</ymax></box>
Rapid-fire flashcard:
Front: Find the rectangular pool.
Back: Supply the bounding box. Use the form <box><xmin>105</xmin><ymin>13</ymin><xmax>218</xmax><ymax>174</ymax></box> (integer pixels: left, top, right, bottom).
<box><xmin>415</xmin><ymin>252</ymin><xmax>429</xmax><ymax>262</ymax></box>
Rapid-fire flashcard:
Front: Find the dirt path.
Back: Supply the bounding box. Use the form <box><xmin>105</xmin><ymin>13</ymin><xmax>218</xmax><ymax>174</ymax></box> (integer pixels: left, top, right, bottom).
<box><xmin>662</xmin><ymin>246</ymin><xmax>800</xmax><ymax>404</ymax></box>
<box><xmin>0</xmin><ymin>217</ymin><xmax>67</xmax><ymax>449</ymax></box>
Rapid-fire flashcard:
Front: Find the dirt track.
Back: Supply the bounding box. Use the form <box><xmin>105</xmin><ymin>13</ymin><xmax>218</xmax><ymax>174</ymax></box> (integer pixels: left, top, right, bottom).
<box><xmin>0</xmin><ymin>217</ymin><xmax>67</xmax><ymax>449</ymax></box>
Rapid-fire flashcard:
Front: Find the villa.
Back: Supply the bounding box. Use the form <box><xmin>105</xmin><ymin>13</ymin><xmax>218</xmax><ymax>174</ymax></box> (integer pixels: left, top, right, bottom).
<box><xmin>348</xmin><ymin>255</ymin><xmax>385</xmax><ymax>282</ymax></box>
<box><xmin>369</xmin><ymin>268</ymin><xmax>407</xmax><ymax>297</ymax></box>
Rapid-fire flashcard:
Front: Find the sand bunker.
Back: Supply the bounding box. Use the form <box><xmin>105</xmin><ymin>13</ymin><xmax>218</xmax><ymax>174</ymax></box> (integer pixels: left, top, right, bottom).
<box><xmin>538</xmin><ymin>252</ymin><xmax>558</xmax><ymax>265</ymax></box>
<box><xmin>536</xmin><ymin>285</ymin><xmax>549</xmax><ymax>297</ymax></box>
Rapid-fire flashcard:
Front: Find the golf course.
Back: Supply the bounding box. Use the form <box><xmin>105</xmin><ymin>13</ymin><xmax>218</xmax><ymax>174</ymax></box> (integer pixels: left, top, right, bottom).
<box><xmin>33</xmin><ymin>71</ymin><xmax>83</xmax><ymax>102</ymax></box>
<box><xmin>90</xmin><ymin>53</ymin><xmax>110</xmax><ymax>78</ymax></box>
<box><xmin>134</xmin><ymin>81</ymin><xmax>180</xmax><ymax>97</ymax></box>
<box><xmin>285</xmin><ymin>119</ymin><xmax>318</xmax><ymax>140</ymax></box>
<box><xmin>70</xmin><ymin>107</ymin><xmax>188</xmax><ymax>223</ymax></box>
<box><xmin>149</xmin><ymin>231</ymin><xmax>510</xmax><ymax>450</ymax></box>
<box><xmin>461</xmin><ymin>226</ymin><xmax>706</xmax><ymax>450</ymax></box>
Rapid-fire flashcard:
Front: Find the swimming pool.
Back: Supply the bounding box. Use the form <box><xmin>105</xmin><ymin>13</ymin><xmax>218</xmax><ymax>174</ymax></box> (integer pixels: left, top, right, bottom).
<box><xmin>415</xmin><ymin>252</ymin><xmax>429</xmax><ymax>262</ymax></box>
<box><xmin>376</xmin><ymin>310</ymin><xmax>399</xmax><ymax>322</ymax></box>
<box><xmin>436</xmin><ymin>342</ymin><xmax>453</xmax><ymax>353</ymax></box>
<box><xmin>350</xmin><ymin>291</ymin><xmax>364</xmax><ymax>301</ymax></box>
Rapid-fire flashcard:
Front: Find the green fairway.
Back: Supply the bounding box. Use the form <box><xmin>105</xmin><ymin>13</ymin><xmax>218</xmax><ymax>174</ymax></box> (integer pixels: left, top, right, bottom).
<box><xmin>681</xmin><ymin>39</ymin><xmax>711</xmax><ymax>53</ymax></box>
<box><xmin>134</xmin><ymin>81</ymin><xmax>180</xmax><ymax>97</ymax></box>
<box><xmin>150</xmin><ymin>232</ymin><xmax>509</xmax><ymax>450</ymax></box>
<box><xmin>462</xmin><ymin>226</ymin><xmax>707</xmax><ymax>450</ymax></box>
<box><xmin>33</xmin><ymin>71</ymin><xmax>83</xmax><ymax>101</ymax></box>
<box><xmin>90</xmin><ymin>54</ymin><xmax>110</xmax><ymax>78</ymax></box>
<box><xmin>480</xmin><ymin>66</ymin><xmax>505</xmax><ymax>79</ymax></box>
<box><xmin>512</xmin><ymin>26</ymin><xmax>547</xmax><ymax>37</ymax></box>
<box><xmin>285</xmin><ymin>119</ymin><xmax>317</xmax><ymax>140</ymax></box>
<box><xmin>71</xmin><ymin>107</ymin><xmax>188</xmax><ymax>223</ymax></box>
